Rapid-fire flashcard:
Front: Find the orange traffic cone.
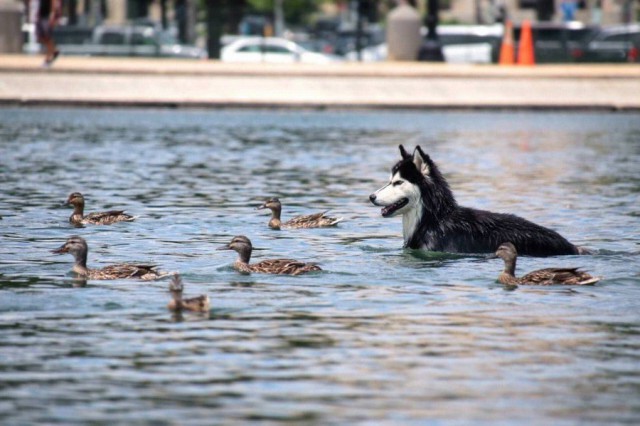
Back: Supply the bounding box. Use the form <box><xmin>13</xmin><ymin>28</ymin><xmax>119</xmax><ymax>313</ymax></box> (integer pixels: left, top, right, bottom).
<box><xmin>499</xmin><ymin>20</ymin><xmax>515</xmax><ymax>65</ymax></box>
<box><xmin>517</xmin><ymin>19</ymin><xmax>535</xmax><ymax>66</ymax></box>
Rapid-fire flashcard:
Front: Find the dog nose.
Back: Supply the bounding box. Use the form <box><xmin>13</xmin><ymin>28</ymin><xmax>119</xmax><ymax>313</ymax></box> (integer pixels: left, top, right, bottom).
<box><xmin>369</xmin><ymin>194</ymin><xmax>376</xmax><ymax>203</ymax></box>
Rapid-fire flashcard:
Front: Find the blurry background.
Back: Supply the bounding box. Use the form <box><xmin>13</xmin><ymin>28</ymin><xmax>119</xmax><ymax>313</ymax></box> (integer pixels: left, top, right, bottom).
<box><xmin>1</xmin><ymin>0</ymin><xmax>639</xmax><ymax>63</ymax></box>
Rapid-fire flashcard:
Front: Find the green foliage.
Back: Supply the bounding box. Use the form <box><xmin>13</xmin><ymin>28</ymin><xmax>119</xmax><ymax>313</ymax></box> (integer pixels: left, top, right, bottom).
<box><xmin>246</xmin><ymin>0</ymin><xmax>329</xmax><ymax>26</ymax></box>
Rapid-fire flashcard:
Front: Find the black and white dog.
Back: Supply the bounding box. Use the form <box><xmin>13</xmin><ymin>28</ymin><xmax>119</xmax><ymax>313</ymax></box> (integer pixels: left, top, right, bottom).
<box><xmin>369</xmin><ymin>145</ymin><xmax>582</xmax><ymax>256</ymax></box>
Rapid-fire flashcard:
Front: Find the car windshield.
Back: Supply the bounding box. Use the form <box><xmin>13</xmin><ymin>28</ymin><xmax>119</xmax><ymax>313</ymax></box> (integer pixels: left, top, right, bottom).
<box><xmin>131</xmin><ymin>30</ymin><xmax>156</xmax><ymax>46</ymax></box>
<box><xmin>602</xmin><ymin>32</ymin><xmax>640</xmax><ymax>42</ymax></box>
<box><xmin>102</xmin><ymin>31</ymin><xmax>125</xmax><ymax>45</ymax></box>
<box><xmin>567</xmin><ymin>29</ymin><xmax>594</xmax><ymax>41</ymax></box>
<box><xmin>158</xmin><ymin>31</ymin><xmax>178</xmax><ymax>45</ymax></box>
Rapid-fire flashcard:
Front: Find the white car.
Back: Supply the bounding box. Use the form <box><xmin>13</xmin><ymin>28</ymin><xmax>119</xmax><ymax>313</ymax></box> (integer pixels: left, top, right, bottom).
<box><xmin>346</xmin><ymin>25</ymin><xmax>502</xmax><ymax>64</ymax></box>
<box><xmin>221</xmin><ymin>37</ymin><xmax>341</xmax><ymax>64</ymax></box>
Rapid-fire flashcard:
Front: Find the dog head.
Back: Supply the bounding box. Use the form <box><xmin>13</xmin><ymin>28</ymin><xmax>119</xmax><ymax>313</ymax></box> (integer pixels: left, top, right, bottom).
<box><xmin>369</xmin><ymin>145</ymin><xmax>452</xmax><ymax>218</ymax></box>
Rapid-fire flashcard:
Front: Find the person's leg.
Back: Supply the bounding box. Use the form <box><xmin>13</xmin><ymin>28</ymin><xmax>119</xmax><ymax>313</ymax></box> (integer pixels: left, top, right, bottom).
<box><xmin>44</xmin><ymin>37</ymin><xmax>56</xmax><ymax>61</ymax></box>
<box><xmin>37</xmin><ymin>19</ymin><xmax>59</xmax><ymax>65</ymax></box>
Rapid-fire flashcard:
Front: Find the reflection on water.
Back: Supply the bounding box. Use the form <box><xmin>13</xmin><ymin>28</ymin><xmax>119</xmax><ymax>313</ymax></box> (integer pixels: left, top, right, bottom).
<box><xmin>1</xmin><ymin>108</ymin><xmax>639</xmax><ymax>424</ymax></box>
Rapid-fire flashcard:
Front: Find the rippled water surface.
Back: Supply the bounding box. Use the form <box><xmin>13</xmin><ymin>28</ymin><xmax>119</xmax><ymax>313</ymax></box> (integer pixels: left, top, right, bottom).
<box><xmin>1</xmin><ymin>108</ymin><xmax>639</xmax><ymax>425</ymax></box>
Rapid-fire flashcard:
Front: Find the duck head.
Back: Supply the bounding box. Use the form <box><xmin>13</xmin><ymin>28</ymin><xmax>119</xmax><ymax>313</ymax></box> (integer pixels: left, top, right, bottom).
<box><xmin>52</xmin><ymin>235</ymin><xmax>89</xmax><ymax>267</ymax></box>
<box><xmin>257</xmin><ymin>197</ymin><xmax>282</xmax><ymax>214</ymax></box>
<box><xmin>495</xmin><ymin>242</ymin><xmax>517</xmax><ymax>262</ymax></box>
<box><xmin>169</xmin><ymin>274</ymin><xmax>184</xmax><ymax>295</ymax></box>
<box><xmin>495</xmin><ymin>242</ymin><xmax>518</xmax><ymax>275</ymax></box>
<box><xmin>66</xmin><ymin>192</ymin><xmax>85</xmax><ymax>208</ymax></box>
<box><xmin>217</xmin><ymin>235</ymin><xmax>253</xmax><ymax>264</ymax></box>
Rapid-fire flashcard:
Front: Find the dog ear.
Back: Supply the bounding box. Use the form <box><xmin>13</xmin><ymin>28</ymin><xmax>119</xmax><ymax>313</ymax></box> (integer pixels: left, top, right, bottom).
<box><xmin>398</xmin><ymin>145</ymin><xmax>411</xmax><ymax>159</ymax></box>
<box><xmin>412</xmin><ymin>146</ymin><xmax>431</xmax><ymax>176</ymax></box>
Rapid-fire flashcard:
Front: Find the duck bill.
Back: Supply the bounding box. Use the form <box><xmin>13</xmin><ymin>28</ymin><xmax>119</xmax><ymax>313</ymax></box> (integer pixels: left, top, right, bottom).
<box><xmin>51</xmin><ymin>245</ymin><xmax>68</xmax><ymax>254</ymax></box>
<box><xmin>256</xmin><ymin>203</ymin><xmax>267</xmax><ymax>210</ymax></box>
<box><xmin>216</xmin><ymin>244</ymin><xmax>232</xmax><ymax>251</ymax></box>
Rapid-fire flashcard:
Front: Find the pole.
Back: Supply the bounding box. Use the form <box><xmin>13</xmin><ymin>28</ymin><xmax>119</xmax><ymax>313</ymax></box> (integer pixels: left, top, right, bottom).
<box><xmin>418</xmin><ymin>0</ymin><xmax>444</xmax><ymax>61</ymax></box>
<box><xmin>475</xmin><ymin>0</ymin><xmax>482</xmax><ymax>24</ymax></box>
<box><xmin>68</xmin><ymin>0</ymin><xmax>78</xmax><ymax>25</ymax></box>
<box><xmin>274</xmin><ymin>0</ymin><xmax>284</xmax><ymax>37</ymax></box>
<box><xmin>356</xmin><ymin>0</ymin><xmax>366</xmax><ymax>61</ymax></box>
<box><xmin>160</xmin><ymin>0</ymin><xmax>168</xmax><ymax>29</ymax></box>
<box><xmin>206</xmin><ymin>0</ymin><xmax>223</xmax><ymax>59</ymax></box>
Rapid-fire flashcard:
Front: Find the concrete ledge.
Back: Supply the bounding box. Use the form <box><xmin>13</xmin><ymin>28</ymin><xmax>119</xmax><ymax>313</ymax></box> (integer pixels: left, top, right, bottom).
<box><xmin>1</xmin><ymin>54</ymin><xmax>639</xmax><ymax>111</ymax></box>
<box><xmin>0</xmin><ymin>97</ymin><xmax>635</xmax><ymax>112</ymax></box>
<box><xmin>2</xmin><ymin>54</ymin><xmax>640</xmax><ymax>79</ymax></box>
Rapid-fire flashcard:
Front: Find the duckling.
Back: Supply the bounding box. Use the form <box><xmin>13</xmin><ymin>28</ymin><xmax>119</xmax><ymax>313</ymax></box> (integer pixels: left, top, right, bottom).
<box><xmin>66</xmin><ymin>192</ymin><xmax>135</xmax><ymax>225</ymax></box>
<box><xmin>167</xmin><ymin>274</ymin><xmax>210</xmax><ymax>313</ymax></box>
<box><xmin>217</xmin><ymin>235</ymin><xmax>322</xmax><ymax>275</ymax></box>
<box><xmin>52</xmin><ymin>235</ymin><xmax>167</xmax><ymax>280</ymax></box>
<box><xmin>257</xmin><ymin>197</ymin><xmax>342</xmax><ymax>230</ymax></box>
<box><xmin>495</xmin><ymin>242</ymin><xmax>600</xmax><ymax>286</ymax></box>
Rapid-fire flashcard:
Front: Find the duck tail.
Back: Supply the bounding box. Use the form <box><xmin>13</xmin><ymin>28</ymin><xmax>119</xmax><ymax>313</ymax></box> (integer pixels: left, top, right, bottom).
<box><xmin>578</xmin><ymin>276</ymin><xmax>601</xmax><ymax>286</ymax></box>
<box><xmin>200</xmin><ymin>295</ymin><xmax>211</xmax><ymax>311</ymax></box>
<box><xmin>149</xmin><ymin>269</ymin><xmax>177</xmax><ymax>281</ymax></box>
<box><xmin>331</xmin><ymin>217</ymin><xmax>344</xmax><ymax>225</ymax></box>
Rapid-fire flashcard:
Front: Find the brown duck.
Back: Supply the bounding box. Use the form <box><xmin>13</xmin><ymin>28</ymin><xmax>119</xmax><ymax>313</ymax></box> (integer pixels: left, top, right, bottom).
<box><xmin>495</xmin><ymin>242</ymin><xmax>600</xmax><ymax>286</ymax></box>
<box><xmin>217</xmin><ymin>235</ymin><xmax>322</xmax><ymax>275</ymax></box>
<box><xmin>66</xmin><ymin>192</ymin><xmax>135</xmax><ymax>225</ymax></box>
<box><xmin>52</xmin><ymin>235</ymin><xmax>167</xmax><ymax>280</ymax></box>
<box><xmin>167</xmin><ymin>274</ymin><xmax>210</xmax><ymax>313</ymax></box>
<box><xmin>257</xmin><ymin>197</ymin><xmax>342</xmax><ymax>230</ymax></box>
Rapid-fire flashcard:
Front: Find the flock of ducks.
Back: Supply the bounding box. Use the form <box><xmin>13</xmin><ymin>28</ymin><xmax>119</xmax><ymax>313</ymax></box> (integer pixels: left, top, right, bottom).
<box><xmin>54</xmin><ymin>192</ymin><xmax>339</xmax><ymax>312</ymax></box>
<box><xmin>53</xmin><ymin>192</ymin><xmax>600</xmax><ymax>313</ymax></box>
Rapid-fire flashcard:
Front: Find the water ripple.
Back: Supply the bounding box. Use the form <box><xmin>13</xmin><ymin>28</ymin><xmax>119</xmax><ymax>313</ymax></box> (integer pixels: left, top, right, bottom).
<box><xmin>1</xmin><ymin>108</ymin><xmax>639</xmax><ymax>424</ymax></box>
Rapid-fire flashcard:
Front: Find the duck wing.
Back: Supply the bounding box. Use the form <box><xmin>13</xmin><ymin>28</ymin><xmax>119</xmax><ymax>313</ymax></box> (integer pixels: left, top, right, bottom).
<box><xmin>84</xmin><ymin>210</ymin><xmax>136</xmax><ymax>225</ymax></box>
<box><xmin>180</xmin><ymin>295</ymin><xmax>211</xmax><ymax>312</ymax></box>
<box><xmin>283</xmin><ymin>211</ymin><xmax>343</xmax><ymax>229</ymax></box>
<box><xmin>520</xmin><ymin>267</ymin><xmax>598</xmax><ymax>285</ymax></box>
<box><xmin>251</xmin><ymin>258</ymin><xmax>322</xmax><ymax>275</ymax></box>
<box><xmin>93</xmin><ymin>263</ymin><xmax>162</xmax><ymax>280</ymax></box>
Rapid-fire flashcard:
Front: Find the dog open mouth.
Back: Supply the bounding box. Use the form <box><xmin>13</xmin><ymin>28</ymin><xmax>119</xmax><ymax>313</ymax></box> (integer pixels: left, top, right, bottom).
<box><xmin>381</xmin><ymin>198</ymin><xmax>409</xmax><ymax>217</ymax></box>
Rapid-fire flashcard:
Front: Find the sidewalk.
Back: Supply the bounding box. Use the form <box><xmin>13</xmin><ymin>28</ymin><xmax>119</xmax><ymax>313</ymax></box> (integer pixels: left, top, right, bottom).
<box><xmin>1</xmin><ymin>54</ymin><xmax>639</xmax><ymax>110</ymax></box>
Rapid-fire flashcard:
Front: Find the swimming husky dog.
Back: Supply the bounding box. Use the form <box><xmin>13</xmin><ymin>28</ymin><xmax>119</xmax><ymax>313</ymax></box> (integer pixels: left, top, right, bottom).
<box><xmin>369</xmin><ymin>145</ymin><xmax>582</xmax><ymax>256</ymax></box>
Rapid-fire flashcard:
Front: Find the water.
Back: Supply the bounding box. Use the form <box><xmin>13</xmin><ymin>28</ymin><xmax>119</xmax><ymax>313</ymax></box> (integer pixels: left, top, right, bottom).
<box><xmin>1</xmin><ymin>108</ymin><xmax>639</xmax><ymax>425</ymax></box>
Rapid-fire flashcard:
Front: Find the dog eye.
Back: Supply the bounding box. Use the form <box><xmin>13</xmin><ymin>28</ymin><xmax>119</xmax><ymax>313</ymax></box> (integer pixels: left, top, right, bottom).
<box><xmin>392</xmin><ymin>181</ymin><xmax>404</xmax><ymax>186</ymax></box>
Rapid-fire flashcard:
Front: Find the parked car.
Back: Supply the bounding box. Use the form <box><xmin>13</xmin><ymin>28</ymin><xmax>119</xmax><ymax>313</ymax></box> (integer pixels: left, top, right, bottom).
<box><xmin>57</xmin><ymin>25</ymin><xmax>206</xmax><ymax>59</ymax></box>
<box><xmin>344</xmin><ymin>25</ymin><xmax>502</xmax><ymax>64</ymax></box>
<box><xmin>221</xmin><ymin>37</ymin><xmax>341</xmax><ymax>64</ymax></box>
<box><xmin>513</xmin><ymin>21</ymin><xmax>598</xmax><ymax>63</ymax></box>
<box><xmin>573</xmin><ymin>24</ymin><xmax>640</xmax><ymax>63</ymax></box>
<box><xmin>345</xmin><ymin>42</ymin><xmax>494</xmax><ymax>63</ymax></box>
<box><xmin>438</xmin><ymin>24</ymin><xmax>503</xmax><ymax>63</ymax></box>
<box><xmin>333</xmin><ymin>25</ymin><xmax>386</xmax><ymax>56</ymax></box>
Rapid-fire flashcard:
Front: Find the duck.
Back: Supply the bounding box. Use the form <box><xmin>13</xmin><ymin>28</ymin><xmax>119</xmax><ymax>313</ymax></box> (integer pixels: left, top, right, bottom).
<box><xmin>257</xmin><ymin>197</ymin><xmax>342</xmax><ymax>230</ymax></box>
<box><xmin>66</xmin><ymin>192</ymin><xmax>135</xmax><ymax>225</ymax></box>
<box><xmin>52</xmin><ymin>235</ymin><xmax>167</xmax><ymax>280</ymax></box>
<box><xmin>495</xmin><ymin>242</ymin><xmax>600</xmax><ymax>286</ymax></box>
<box><xmin>217</xmin><ymin>235</ymin><xmax>322</xmax><ymax>275</ymax></box>
<box><xmin>167</xmin><ymin>274</ymin><xmax>210</xmax><ymax>313</ymax></box>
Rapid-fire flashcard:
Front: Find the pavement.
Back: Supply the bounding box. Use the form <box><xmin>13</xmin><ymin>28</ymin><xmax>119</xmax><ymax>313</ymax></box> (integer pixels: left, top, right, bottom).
<box><xmin>1</xmin><ymin>54</ymin><xmax>639</xmax><ymax>110</ymax></box>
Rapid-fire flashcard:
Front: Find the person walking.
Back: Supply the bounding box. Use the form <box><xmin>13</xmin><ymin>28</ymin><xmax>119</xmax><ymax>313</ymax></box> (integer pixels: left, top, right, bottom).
<box><xmin>26</xmin><ymin>0</ymin><xmax>61</xmax><ymax>66</ymax></box>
